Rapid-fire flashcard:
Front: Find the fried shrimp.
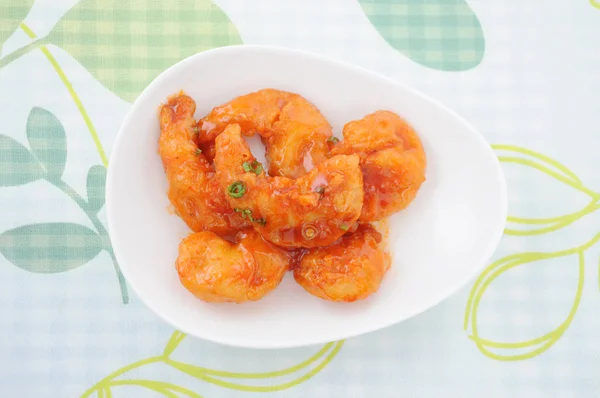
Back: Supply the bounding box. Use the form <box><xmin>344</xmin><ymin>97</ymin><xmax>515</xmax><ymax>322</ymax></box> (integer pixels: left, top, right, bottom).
<box><xmin>293</xmin><ymin>224</ymin><xmax>391</xmax><ymax>302</ymax></box>
<box><xmin>197</xmin><ymin>89</ymin><xmax>332</xmax><ymax>178</ymax></box>
<box><xmin>331</xmin><ymin>110</ymin><xmax>426</xmax><ymax>221</ymax></box>
<box><xmin>214</xmin><ymin>123</ymin><xmax>364</xmax><ymax>248</ymax></box>
<box><xmin>157</xmin><ymin>89</ymin><xmax>426</xmax><ymax>305</ymax></box>
<box><xmin>176</xmin><ymin>229</ymin><xmax>290</xmax><ymax>303</ymax></box>
<box><xmin>159</xmin><ymin>93</ymin><xmax>250</xmax><ymax>234</ymax></box>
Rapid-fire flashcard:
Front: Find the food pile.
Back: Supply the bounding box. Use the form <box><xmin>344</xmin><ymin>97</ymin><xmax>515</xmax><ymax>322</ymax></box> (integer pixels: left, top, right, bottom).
<box><xmin>158</xmin><ymin>89</ymin><xmax>426</xmax><ymax>303</ymax></box>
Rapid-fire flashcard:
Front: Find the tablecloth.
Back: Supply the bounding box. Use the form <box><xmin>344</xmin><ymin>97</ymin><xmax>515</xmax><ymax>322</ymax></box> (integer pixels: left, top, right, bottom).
<box><xmin>1</xmin><ymin>0</ymin><xmax>600</xmax><ymax>397</ymax></box>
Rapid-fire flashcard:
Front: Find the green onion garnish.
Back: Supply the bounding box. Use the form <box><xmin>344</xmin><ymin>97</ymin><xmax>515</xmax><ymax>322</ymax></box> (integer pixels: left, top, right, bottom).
<box><xmin>227</xmin><ymin>181</ymin><xmax>246</xmax><ymax>198</ymax></box>
<box><xmin>242</xmin><ymin>160</ymin><xmax>263</xmax><ymax>175</ymax></box>
<box><xmin>234</xmin><ymin>207</ymin><xmax>266</xmax><ymax>225</ymax></box>
<box><xmin>253</xmin><ymin>218</ymin><xmax>267</xmax><ymax>226</ymax></box>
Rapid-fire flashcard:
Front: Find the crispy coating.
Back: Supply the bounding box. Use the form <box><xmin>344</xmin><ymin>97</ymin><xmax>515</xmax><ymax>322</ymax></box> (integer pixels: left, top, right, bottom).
<box><xmin>214</xmin><ymin>124</ymin><xmax>364</xmax><ymax>248</ymax></box>
<box><xmin>176</xmin><ymin>230</ymin><xmax>290</xmax><ymax>303</ymax></box>
<box><xmin>331</xmin><ymin>111</ymin><xmax>426</xmax><ymax>221</ymax></box>
<box><xmin>159</xmin><ymin>93</ymin><xmax>250</xmax><ymax>234</ymax></box>
<box><xmin>197</xmin><ymin>89</ymin><xmax>332</xmax><ymax>178</ymax></box>
<box><xmin>293</xmin><ymin>224</ymin><xmax>391</xmax><ymax>302</ymax></box>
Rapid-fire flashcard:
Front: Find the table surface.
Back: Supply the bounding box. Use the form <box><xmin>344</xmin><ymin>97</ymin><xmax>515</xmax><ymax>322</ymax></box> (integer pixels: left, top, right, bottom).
<box><xmin>1</xmin><ymin>1</ymin><xmax>600</xmax><ymax>397</ymax></box>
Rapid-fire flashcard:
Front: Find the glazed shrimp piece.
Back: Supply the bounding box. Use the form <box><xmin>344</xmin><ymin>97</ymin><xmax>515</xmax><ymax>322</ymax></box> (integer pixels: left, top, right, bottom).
<box><xmin>293</xmin><ymin>224</ymin><xmax>391</xmax><ymax>302</ymax></box>
<box><xmin>331</xmin><ymin>111</ymin><xmax>426</xmax><ymax>221</ymax></box>
<box><xmin>159</xmin><ymin>93</ymin><xmax>250</xmax><ymax>234</ymax></box>
<box><xmin>176</xmin><ymin>230</ymin><xmax>290</xmax><ymax>303</ymax></box>
<box><xmin>197</xmin><ymin>89</ymin><xmax>332</xmax><ymax>178</ymax></box>
<box><xmin>214</xmin><ymin>124</ymin><xmax>364</xmax><ymax>248</ymax></box>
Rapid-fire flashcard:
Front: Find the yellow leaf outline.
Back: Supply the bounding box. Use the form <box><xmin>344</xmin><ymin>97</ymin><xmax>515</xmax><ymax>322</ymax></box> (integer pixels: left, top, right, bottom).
<box><xmin>493</xmin><ymin>145</ymin><xmax>600</xmax><ymax>236</ymax></box>
<box><xmin>464</xmin><ymin>233</ymin><xmax>600</xmax><ymax>361</ymax></box>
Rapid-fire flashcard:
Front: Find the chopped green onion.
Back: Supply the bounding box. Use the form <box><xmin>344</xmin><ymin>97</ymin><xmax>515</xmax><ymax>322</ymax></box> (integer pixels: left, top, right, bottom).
<box><xmin>233</xmin><ymin>207</ymin><xmax>266</xmax><ymax>225</ymax></box>
<box><xmin>235</xmin><ymin>208</ymin><xmax>249</xmax><ymax>219</ymax></box>
<box><xmin>327</xmin><ymin>136</ymin><xmax>340</xmax><ymax>143</ymax></box>
<box><xmin>339</xmin><ymin>223</ymin><xmax>349</xmax><ymax>231</ymax></box>
<box><xmin>242</xmin><ymin>160</ymin><xmax>264</xmax><ymax>175</ymax></box>
<box><xmin>227</xmin><ymin>181</ymin><xmax>246</xmax><ymax>198</ymax></box>
<box><xmin>193</xmin><ymin>148</ymin><xmax>202</xmax><ymax>156</ymax></box>
<box><xmin>191</xmin><ymin>126</ymin><xmax>199</xmax><ymax>134</ymax></box>
<box><xmin>253</xmin><ymin>218</ymin><xmax>267</xmax><ymax>226</ymax></box>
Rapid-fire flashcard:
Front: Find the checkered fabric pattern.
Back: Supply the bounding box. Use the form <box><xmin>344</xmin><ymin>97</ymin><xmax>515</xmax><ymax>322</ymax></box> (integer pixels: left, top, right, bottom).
<box><xmin>357</xmin><ymin>0</ymin><xmax>484</xmax><ymax>70</ymax></box>
<box><xmin>1</xmin><ymin>0</ymin><xmax>600</xmax><ymax>397</ymax></box>
<box><xmin>48</xmin><ymin>0</ymin><xmax>242</xmax><ymax>102</ymax></box>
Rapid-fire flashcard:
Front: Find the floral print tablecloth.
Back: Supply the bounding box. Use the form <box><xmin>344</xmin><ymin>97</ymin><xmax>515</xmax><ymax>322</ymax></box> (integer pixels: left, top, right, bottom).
<box><xmin>1</xmin><ymin>1</ymin><xmax>600</xmax><ymax>397</ymax></box>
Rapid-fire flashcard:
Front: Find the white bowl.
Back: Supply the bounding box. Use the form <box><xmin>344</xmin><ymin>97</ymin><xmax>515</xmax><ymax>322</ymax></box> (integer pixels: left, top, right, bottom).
<box><xmin>106</xmin><ymin>45</ymin><xmax>507</xmax><ymax>349</ymax></box>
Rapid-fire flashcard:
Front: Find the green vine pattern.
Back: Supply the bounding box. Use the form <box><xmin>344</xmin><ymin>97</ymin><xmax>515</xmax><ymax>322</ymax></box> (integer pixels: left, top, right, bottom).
<box><xmin>80</xmin><ymin>331</ymin><xmax>344</xmax><ymax>398</ymax></box>
<box><xmin>18</xmin><ymin>23</ymin><xmax>109</xmax><ymax>166</ymax></box>
<box><xmin>464</xmin><ymin>145</ymin><xmax>600</xmax><ymax>361</ymax></box>
<box><xmin>0</xmin><ymin>0</ymin><xmax>243</xmax><ymax>300</ymax></box>
<box><xmin>0</xmin><ymin>106</ymin><xmax>128</xmax><ymax>302</ymax></box>
<box><xmin>0</xmin><ymin>0</ymin><xmax>244</xmax><ymax>302</ymax></box>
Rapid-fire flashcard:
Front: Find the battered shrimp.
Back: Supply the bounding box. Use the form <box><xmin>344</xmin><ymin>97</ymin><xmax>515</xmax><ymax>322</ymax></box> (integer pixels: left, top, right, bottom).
<box><xmin>331</xmin><ymin>111</ymin><xmax>426</xmax><ymax>221</ymax></box>
<box><xmin>293</xmin><ymin>224</ymin><xmax>391</xmax><ymax>302</ymax></box>
<box><xmin>159</xmin><ymin>93</ymin><xmax>249</xmax><ymax>234</ymax></box>
<box><xmin>197</xmin><ymin>89</ymin><xmax>332</xmax><ymax>178</ymax></box>
<box><xmin>214</xmin><ymin>124</ymin><xmax>364</xmax><ymax>248</ymax></box>
<box><xmin>176</xmin><ymin>229</ymin><xmax>290</xmax><ymax>303</ymax></box>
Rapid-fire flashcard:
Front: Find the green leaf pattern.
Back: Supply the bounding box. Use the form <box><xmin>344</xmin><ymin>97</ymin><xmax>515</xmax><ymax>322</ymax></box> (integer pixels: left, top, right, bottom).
<box><xmin>0</xmin><ymin>134</ymin><xmax>44</xmax><ymax>186</ymax></box>
<box><xmin>46</xmin><ymin>0</ymin><xmax>242</xmax><ymax>102</ymax></box>
<box><xmin>358</xmin><ymin>0</ymin><xmax>485</xmax><ymax>71</ymax></box>
<box><xmin>0</xmin><ymin>223</ymin><xmax>103</xmax><ymax>273</ymax></box>
<box><xmin>0</xmin><ymin>0</ymin><xmax>34</xmax><ymax>50</ymax></box>
<box><xmin>26</xmin><ymin>107</ymin><xmax>68</xmax><ymax>178</ymax></box>
<box><xmin>0</xmin><ymin>107</ymin><xmax>128</xmax><ymax>303</ymax></box>
<box><xmin>86</xmin><ymin>165</ymin><xmax>107</xmax><ymax>213</ymax></box>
